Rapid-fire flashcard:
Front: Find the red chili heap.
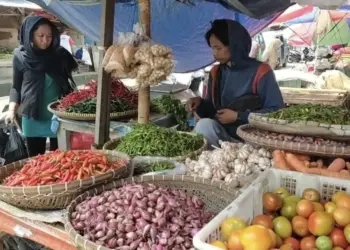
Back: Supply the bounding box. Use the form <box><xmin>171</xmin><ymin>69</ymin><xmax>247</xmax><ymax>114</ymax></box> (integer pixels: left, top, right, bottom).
<box><xmin>3</xmin><ymin>151</ymin><xmax>127</xmax><ymax>186</ymax></box>
<box><xmin>57</xmin><ymin>78</ymin><xmax>138</xmax><ymax>110</ymax></box>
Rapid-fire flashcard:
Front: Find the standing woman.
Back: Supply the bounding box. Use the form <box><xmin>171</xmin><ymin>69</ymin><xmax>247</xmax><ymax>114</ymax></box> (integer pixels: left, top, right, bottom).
<box><xmin>6</xmin><ymin>16</ymin><xmax>77</xmax><ymax>156</ymax></box>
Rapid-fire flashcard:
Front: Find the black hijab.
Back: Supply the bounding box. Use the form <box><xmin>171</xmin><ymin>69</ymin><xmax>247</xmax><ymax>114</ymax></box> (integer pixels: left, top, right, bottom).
<box><xmin>15</xmin><ymin>16</ymin><xmax>77</xmax><ymax>90</ymax></box>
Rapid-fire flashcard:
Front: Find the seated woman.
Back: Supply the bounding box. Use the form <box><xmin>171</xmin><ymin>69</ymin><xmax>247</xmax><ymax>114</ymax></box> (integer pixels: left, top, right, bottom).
<box><xmin>186</xmin><ymin>19</ymin><xmax>284</xmax><ymax>147</ymax></box>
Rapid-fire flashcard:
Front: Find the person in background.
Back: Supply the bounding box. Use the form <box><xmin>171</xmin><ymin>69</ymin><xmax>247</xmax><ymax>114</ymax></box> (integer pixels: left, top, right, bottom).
<box><xmin>60</xmin><ymin>28</ymin><xmax>75</xmax><ymax>54</ymax></box>
<box><xmin>6</xmin><ymin>16</ymin><xmax>77</xmax><ymax>156</ymax></box>
<box><xmin>249</xmin><ymin>39</ymin><xmax>260</xmax><ymax>59</ymax></box>
<box><xmin>186</xmin><ymin>19</ymin><xmax>284</xmax><ymax>147</ymax></box>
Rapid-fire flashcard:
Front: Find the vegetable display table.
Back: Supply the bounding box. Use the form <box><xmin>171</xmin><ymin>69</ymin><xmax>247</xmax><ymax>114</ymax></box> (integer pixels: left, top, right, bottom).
<box><xmin>57</xmin><ymin>113</ymin><xmax>176</xmax><ymax>150</ymax></box>
<box><xmin>0</xmin><ymin>208</ymin><xmax>76</xmax><ymax>250</ymax></box>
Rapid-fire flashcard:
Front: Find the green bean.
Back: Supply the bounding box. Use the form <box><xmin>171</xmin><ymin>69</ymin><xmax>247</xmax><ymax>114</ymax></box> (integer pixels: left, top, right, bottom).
<box><xmin>116</xmin><ymin>124</ymin><xmax>203</xmax><ymax>157</ymax></box>
<box><xmin>268</xmin><ymin>104</ymin><xmax>350</xmax><ymax>125</ymax></box>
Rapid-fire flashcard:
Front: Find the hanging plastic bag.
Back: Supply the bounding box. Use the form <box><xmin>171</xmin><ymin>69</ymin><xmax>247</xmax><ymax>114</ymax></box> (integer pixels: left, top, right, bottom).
<box><xmin>0</xmin><ymin>127</ymin><xmax>9</xmax><ymax>158</ymax></box>
<box><xmin>3</xmin><ymin>125</ymin><xmax>28</xmax><ymax>165</ymax></box>
<box><xmin>131</xmin><ymin>156</ymin><xmax>186</xmax><ymax>176</ymax></box>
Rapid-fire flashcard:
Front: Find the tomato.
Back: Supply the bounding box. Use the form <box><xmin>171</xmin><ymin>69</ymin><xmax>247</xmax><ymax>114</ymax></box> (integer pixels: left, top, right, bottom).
<box><xmin>210</xmin><ymin>240</ymin><xmax>227</xmax><ymax>249</ymax></box>
<box><xmin>308</xmin><ymin>211</ymin><xmax>335</xmax><ymax>236</ymax></box>
<box><xmin>240</xmin><ymin>225</ymin><xmax>273</xmax><ymax>250</ymax></box>
<box><xmin>268</xmin><ymin>229</ymin><xmax>278</xmax><ymax>248</ymax></box>
<box><xmin>252</xmin><ymin>214</ymin><xmax>273</xmax><ymax>229</ymax></box>
<box><xmin>300</xmin><ymin>235</ymin><xmax>316</xmax><ymax>250</ymax></box>
<box><xmin>333</xmin><ymin>207</ymin><xmax>350</xmax><ymax>227</ymax></box>
<box><xmin>275</xmin><ymin>187</ymin><xmax>290</xmax><ymax>200</ymax></box>
<box><xmin>325</xmin><ymin>202</ymin><xmax>337</xmax><ymax>214</ymax></box>
<box><xmin>284</xmin><ymin>237</ymin><xmax>300</xmax><ymax>250</ymax></box>
<box><xmin>280</xmin><ymin>244</ymin><xmax>294</xmax><ymax>250</ymax></box>
<box><xmin>220</xmin><ymin>217</ymin><xmax>247</xmax><ymax>241</ymax></box>
<box><xmin>227</xmin><ymin>229</ymin><xmax>243</xmax><ymax>250</ymax></box>
<box><xmin>292</xmin><ymin>215</ymin><xmax>310</xmax><ymax>237</ymax></box>
<box><xmin>313</xmin><ymin>202</ymin><xmax>325</xmax><ymax>211</ymax></box>
<box><xmin>332</xmin><ymin>247</ymin><xmax>345</xmax><ymax>250</ymax></box>
<box><xmin>296</xmin><ymin>199</ymin><xmax>314</xmax><ymax>218</ymax></box>
<box><xmin>281</xmin><ymin>202</ymin><xmax>298</xmax><ymax>220</ymax></box>
<box><xmin>316</xmin><ymin>236</ymin><xmax>333</xmax><ymax>250</ymax></box>
<box><xmin>332</xmin><ymin>192</ymin><xmax>348</xmax><ymax>204</ymax></box>
<box><xmin>263</xmin><ymin>192</ymin><xmax>283</xmax><ymax>212</ymax></box>
<box><xmin>344</xmin><ymin>224</ymin><xmax>350</xmax><ymax>244</ymax></box>
<box><xmin>273</xmin><ymin>216</ymin><xmax>292</xmax><ymax>239</ymax></box>
<box><xmin>336</xmin><ymin>195</ymin><xmax>350</xmax><ymax>210</ymax></box>
<box><xmin>330</xmin><ymin>228</ymin><xmax>349</xmax><ymax>249</ymax></box>
<box><xmin>302</xmin><ymin>188</ymin><xmax>321</xmax><ymax>202</ymax></box>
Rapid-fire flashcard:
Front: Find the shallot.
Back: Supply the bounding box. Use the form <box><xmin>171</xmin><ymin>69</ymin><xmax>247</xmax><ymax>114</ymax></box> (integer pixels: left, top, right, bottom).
<box><xmin>71</xmin><ymin>183</ymin><xmax>214</xmax><ymax>249</ymax></box>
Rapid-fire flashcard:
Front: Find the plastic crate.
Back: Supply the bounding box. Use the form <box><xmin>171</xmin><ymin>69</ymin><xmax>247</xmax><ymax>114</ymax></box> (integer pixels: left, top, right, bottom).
<box><xmin>193</xmin><ymin>168</ymin><xmax>350</xmax><ymax>250</ymax></box>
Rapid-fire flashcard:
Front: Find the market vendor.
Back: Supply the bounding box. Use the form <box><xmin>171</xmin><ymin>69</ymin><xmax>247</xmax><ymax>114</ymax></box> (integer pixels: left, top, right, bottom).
<box><xmin>186</xmin><ymin>19</ymin><xmax>284</xmax><ymax>147</ymax></box>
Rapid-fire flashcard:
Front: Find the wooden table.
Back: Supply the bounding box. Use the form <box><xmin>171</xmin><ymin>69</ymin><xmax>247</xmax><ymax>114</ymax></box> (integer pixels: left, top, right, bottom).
<box><xmin>0</xmin><ymin>209</ymin><xmax>76</xmax><ymax>250</ymax></box>
<box><xmin>57</xmin><ymin>113</ymin><xmax>176</xmax><ymax>150</ymax></box>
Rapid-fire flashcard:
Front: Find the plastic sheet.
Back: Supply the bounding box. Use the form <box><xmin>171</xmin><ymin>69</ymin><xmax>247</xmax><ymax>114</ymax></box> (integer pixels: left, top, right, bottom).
<box><xmin>131</xmin><ymin>156</ymin><xmax>186</xmax><ymax>176</ymax></box>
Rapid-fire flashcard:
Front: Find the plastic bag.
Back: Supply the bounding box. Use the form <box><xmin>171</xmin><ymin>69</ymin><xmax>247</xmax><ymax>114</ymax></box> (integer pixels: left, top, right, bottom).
<box><xmin>0</xmin><ymin>127</ymin><xmax>9</xmax><ymax>158</ymax></box>
<box><xmin>3</xmin><ymin>125</ymin><xmax>28</xmax><ymax>165</ymax></box>
<box><xmin>131</xmin><ymin>156</ymin><xmax>186</xmax><ymax>176</ymax></box>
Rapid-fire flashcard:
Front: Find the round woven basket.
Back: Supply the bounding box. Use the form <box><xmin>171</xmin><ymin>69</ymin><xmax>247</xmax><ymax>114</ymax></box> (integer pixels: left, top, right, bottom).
<box><xmin>0</xmin><ymin>150</ymin><xmax>132</xmax><ymax>210</ymax></box>
<box><xmin>64</xmin><ymin>175</ymin><xmax>239</xmax><ymax>250</ymax></box>
<box><xmin>237</xmin><ymin>124</ymin><xmax>350</xmax><ymax>158</ymax></box>
<box><xmin>48</xmin><ymin>101</ymin><xmax>137</xmax><ymax>121</ymax></box>
<box><xmin>249</xmin><ymin>113</ymin><xmax>350</xmax><ymax>141</ymax></box>
<box><xmin>103</xmin><ymin>132</ymin><xmax>207</xmax><ymax>161</ymax></box>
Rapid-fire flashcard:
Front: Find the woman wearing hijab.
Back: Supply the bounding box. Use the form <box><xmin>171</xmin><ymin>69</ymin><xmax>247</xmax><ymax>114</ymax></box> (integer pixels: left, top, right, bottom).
<box><xmin>186</xmin><ymin>19</ymin><xmax>284</xmax><ymax>147</ymax></box>
<box><xmin>6</xmin><ymin>16</ymin><xmax>77</xmax><ymax>156</ymax></box>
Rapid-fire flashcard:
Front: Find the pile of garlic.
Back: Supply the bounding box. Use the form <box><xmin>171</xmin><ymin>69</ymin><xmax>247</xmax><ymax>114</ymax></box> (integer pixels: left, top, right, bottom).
<box><xmin>103</xmin><ymin>43</ymin><xmax>174</xmax><ymax>87</ymax></box>
<box><xmin>185</xmin><ymin>141</ymin><xmax>273</xmax><ymax>186</ymax></box>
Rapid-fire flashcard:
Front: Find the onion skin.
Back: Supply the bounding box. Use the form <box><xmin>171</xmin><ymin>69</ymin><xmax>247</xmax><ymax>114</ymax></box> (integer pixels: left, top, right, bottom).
<box><xmin>71</xmin><ymin>183</ymin><xmax>214</xmax><ymax>249</ymax></box>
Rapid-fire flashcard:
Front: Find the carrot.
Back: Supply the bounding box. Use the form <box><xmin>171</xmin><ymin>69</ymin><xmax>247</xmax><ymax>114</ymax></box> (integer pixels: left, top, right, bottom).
<box><xmin>294</xmin><ymin>154</ymin><xmax>311</xmax><ymax>162</ymax></box>
<box><xmin>307</xmin><ymin>167</ymin><xmax>350</xmax><ymax>180</ymax></box>
<box><xmin>285</xmin><ymin>153</ymin><xmax>308</xmax><ymax>173</ymax></box>
<box><xmin>304</xmin><ymin>161</ymin><xmax>310</xmax><ymax>168</ymax></box>
<box><xmin>273</xmin><ymin>150</ymin><xmax>291</xmax><ymax>170</ymax></box>
<box><xmin>328</xmin><ymin>158</ymin><xmax>346</xmax><ymax>172</ymax></box>
<box><xmin>346</xmin><ymin>162</ymin><xmax>350</xmax><ymax>170</ymax></box>
<box><xmin>340</xmin><ymin>170</ymin><xmax>350</xmax><ymax>176</ymax></box>
<box><xmin>309</xmin><ymin>162</ymin><xmax>318</xmax><ymax>168</ymax></box>
<box><xmin>316</xmin><ymin>159</ymin><xmax>324</xmax><ymax>169</ymax></box>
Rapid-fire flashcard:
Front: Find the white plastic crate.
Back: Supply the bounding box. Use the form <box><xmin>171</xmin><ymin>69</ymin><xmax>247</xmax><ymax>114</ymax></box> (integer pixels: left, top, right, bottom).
<box><xmin>193</xmin><ymin>168</ymin><xmax>350</xmax><ymax>250</ymax></box>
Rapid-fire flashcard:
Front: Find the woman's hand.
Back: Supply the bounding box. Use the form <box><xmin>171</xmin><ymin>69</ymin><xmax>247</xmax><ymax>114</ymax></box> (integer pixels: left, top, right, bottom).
<box><xmin>186</xmin><ymin>97</ymin><xmax>202</xmax><ymax>113</ymax></box>
<box><xmin>5</xmin><ymin>110</ymin><xmax>16</xmax><ymax>124</ymax></box>
<box><xmin>216</xmin><ymin>109</ymin><xmax>238</xmax><ymax>124</ymax></box>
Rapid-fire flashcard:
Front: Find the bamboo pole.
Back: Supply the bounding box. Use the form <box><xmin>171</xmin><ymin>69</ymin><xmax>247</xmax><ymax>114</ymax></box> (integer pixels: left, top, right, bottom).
<box><xmin>137</xmin><ymin>0</ymin><xmax>151</xmax><ymax>124</ymax></box>
<box><xmin>94</xmin><ymin>0</ymin><xmax>115</xmax><ymax>147</ymax></box>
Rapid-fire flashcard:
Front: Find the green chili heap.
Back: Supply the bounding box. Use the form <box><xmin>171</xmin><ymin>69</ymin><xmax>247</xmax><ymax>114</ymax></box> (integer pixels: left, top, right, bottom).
<box><xmin>66</xmin><ymin>98</ymin><xmax>135</xmax><ymax>114</ymax></box>
<box><xmin>152</xmin><ymin>95</ymin><xmax>190</xmax><ymax>131</ymax></box>
<box><xmin>116</xmin><ymin>124</ymin><xmax>204</xmax><ymax>157</ymax></box>
<box><xmin>268</xmin><ymin>104</ymin><xmax>350</xmax><ymax>125</ymax></box>
<box><xmin>134</xmin><ymin>162</ymin><xmax>175</xmax><ymax>175</ymax></box>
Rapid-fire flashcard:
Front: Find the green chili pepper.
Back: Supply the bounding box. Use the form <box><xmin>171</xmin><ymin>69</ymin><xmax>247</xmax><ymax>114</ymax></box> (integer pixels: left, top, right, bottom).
<box><xmin>66</xmin><ymin>98</ymin><xmax>136</xmax><ymax>114</ymax></box>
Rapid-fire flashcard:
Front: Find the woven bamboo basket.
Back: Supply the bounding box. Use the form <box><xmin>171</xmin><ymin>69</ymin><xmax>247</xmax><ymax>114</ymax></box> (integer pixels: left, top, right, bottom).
<box><xmin>64</xmin><ymin>175</ymin><xmax>240</xmax><ymax>250</ymax></box>
<box><xmin>48</xmin><ymin>101</ymin><xmax>137</xmax><ymax>121</ymax></box>
<box><xmin>249</xmin><ymin>113</ymin><xmax>350</xmax><ymax>141</ymax></box>
<box><xmin>0</xmin><ymin>150</ymin><xmax>132</xmax><ymax>210</ymax></box>
<box><xmin>237</xmin><ymin>125</ymin><xmax>350</xmax><ymax>158</ymax></box>
<box><xmin>103</xmin><ymin>132</ymin><xmax>207</xmax><ymax>161</ymax></box>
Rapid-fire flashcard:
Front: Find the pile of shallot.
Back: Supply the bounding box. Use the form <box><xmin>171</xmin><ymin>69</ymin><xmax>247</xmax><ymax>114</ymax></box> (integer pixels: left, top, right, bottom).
<box><xmin>71</xmin><ymin>183</ymin><xmax>214</xmax><ymax>250</ymax></box>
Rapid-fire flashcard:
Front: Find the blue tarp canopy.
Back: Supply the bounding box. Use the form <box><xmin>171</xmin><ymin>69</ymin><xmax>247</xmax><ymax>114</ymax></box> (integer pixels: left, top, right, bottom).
<box><xmin>28</xmin><ymin>0</ymin><xmax>289</xmax><ymax>72</ymax></box>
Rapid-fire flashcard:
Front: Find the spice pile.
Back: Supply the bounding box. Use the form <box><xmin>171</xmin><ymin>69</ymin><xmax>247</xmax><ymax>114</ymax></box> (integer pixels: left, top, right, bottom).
<box><xmin>152</xmin><ymin>95</ymin><xmax>190</xmax><ymax>131</ymax></box>
<box><xmin>3</xmin><ymin>151</ymin><xmax>127</xmax><ymax>186</ymax></box>
<box><xmin>57</xmin><ymin>79</ymin><xmax>138</xmax><ymax>112</ymax></box>
<box><xmin>273</xmin><ymin>150</ymin><xmax>350</xmax><ymax>180</ymax></box>
<box><xmin>103</xmin><ymin>44</ymin><xmax>173</xmax><ymax>87</ymax></box>
<box><xmin>185</xmin><ymin>142</ymin><xmax>273</xmax><ymax>185</ymax></box>
<box><xmin>71</xmin><ymin>183</ymin><xmax>214</xmax><ymax>249</ymax></box>
<box><xmin>116</xmin><ymin>124</ymin><xmax>204</xmax><ymax>157</ymax></box>
<box><xmin>249</xmin><ymin>128</ymin><xmax>349</xmax><ymax>146</ymax></box>
<box><xmin>268</xmin><ymin>104</ymin><xmax>350</xmax><ymax>125</ymax></box>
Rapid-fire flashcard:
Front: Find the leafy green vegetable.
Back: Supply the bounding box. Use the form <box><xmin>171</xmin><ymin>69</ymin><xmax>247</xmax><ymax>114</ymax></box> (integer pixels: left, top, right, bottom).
<box><xmin>152</xmin><ymin>95</ymin><xmax>191</xmax><ymax>131</ymax></box>
<box><xmin>268</xmin><ymin>104</ymin><xmax>350</xmax><ymax>125</ymax></box>
<box><xmin>116</xmin><ymin>124</ymin><xmax>203</xmax><ymax>157</ymax></box>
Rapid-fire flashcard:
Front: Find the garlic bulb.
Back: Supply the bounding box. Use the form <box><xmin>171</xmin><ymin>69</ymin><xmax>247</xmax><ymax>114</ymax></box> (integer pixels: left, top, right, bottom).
<box><xmin>237</xmin><ymin>149</ymin><xmax>250</xmax><ymax>160</ymax></box>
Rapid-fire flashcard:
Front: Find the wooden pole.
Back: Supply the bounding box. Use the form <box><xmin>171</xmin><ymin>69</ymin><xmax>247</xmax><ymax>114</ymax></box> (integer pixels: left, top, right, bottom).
<box><xmin>94</xmin><ymin>0</ymin><xmax>115</xmax><ymax>147</ymax></box>
<box><xmin>137</xmin><ymin>0</ymin><xmax>151</xmax><ymax>124</ymax></box>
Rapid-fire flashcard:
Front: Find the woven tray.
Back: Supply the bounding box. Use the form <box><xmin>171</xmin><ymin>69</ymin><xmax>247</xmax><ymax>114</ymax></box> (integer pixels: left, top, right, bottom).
<box><xmin>0</xmin><ymin>150</ymin><xmax>132</xmax><ymax>210</ymax></box>
<box><xmin>64</xmin><ymin>175</ymin><xmax>240</xmax><ymax>250</ymax></box>
<box><xmin>237</xmin><ymin>124</ymin><xmax>350</xmax><ymax>158</ymax></box>
<box><xmin>249</xmin><ymin>112</ymin><xmax>350</xmax><ymax>141</ymax></box>
<box><xmin>103</xmin><ymin>132</ymin><xmax>207</xmax><ymax>161</ymax></box>
<box><xmin>47</xmin><ymin>101</ymin><xmax>137</xmax><ymax>121</ymax></box>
